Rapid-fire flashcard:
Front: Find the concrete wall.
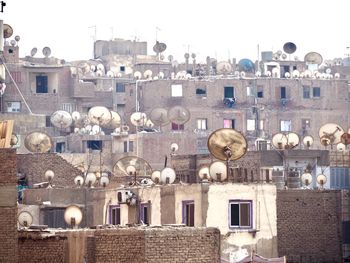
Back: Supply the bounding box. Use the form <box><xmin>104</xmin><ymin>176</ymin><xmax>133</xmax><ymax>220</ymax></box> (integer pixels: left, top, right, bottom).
<box><xmin>206</xmin><ymin>183</ymin><xmax>278</xmax><ymax>261</ymax></box>
<box><xmin>277</xmin><ymin>189</ymin><xmax>342</xmax><ymax>263</ymax></box>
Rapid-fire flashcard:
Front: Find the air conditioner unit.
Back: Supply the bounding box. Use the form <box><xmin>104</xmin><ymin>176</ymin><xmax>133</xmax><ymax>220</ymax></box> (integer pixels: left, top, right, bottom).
<box><xmin>117</xmin><ymin>189</ymin><xmax>132</xmax><ymax>203</ymax></box>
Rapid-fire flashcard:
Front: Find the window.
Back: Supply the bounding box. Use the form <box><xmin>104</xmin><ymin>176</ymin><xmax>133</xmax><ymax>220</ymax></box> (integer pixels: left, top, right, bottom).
<box><xmin>120</xmin><ymin>66</ymin><xmax>125</xmax><ymax>72</ymax></box>
<box><xmin>223</xmin><ymin>119</ymin><xmax>235</xmax><ymax>129</ymax></box>
<box><xmin>257</xmin><ymin>86</ymin><xmax>264</xmax><ymax>98</ymax></box>
<box><xmin>7</xmin><ymin>101</ymin><xmax>20</xmax><ymax>112</ymax></box>
<box><xmin>43</xmin><ymin>208</ymin><xmax>69</xmax><ymax>228</ymax></box>
<box><xmin>140</xmin><ymin>203</ymin><xmax>150</xmax><ymax>225</ymax></box>
<box><xmin>62</xmin><ymin>103</ymin><xmax>74</xmax><ymax>113</ymax></box>
<box><xmin>302</xmin><ymin>119</ymin><xmax>311</xmax><ymax>129</ymax></box>
<box><xmin>182</xmin><ymin>201</ymin><xmax>194</xmax><ymax>226</ymax></box>
<box><xmin>45</xmin><ymin>116</ymin><xmax>52</xmax><ymax>127</ymax></box>
<box><xmin>247</xmin><ymin>119</ymin><xmax>256</xmax><ymax>131</ymax></box>
<box><xmin>330</xmin><ymin>167</ymin><xmax>350</xmax><ymax>189</ymax></box>
<box><xmin>303</xmin><ymin>86</ymin><xmax>310</xmax><ymax>98</ymax></box>
<box><xmin>229</xmin><ymin>200</ymin><xmax>252</xmax><ymax>228</ymax></box>
<box><xmin>109</xmin><ymin>205</ymin><xmax>121</xmax><ymax>225</ymax></box>
<box><xmin>196</xmin><ymin>87</ymin><xmax>206</xmax><ymax>96</ymax></box>
<box><xmin>171</xmin><ymin>84</ymin><xmax>183</xmax><ymax>97</ymax></box>
<box><xmin>116</xmin><ymin>83</ymin><xmax>125</xmax><ymax>93</ymax></box>
<box><xmin>55</xmin><ymin>142</ymin><xmax>65</xmax><ymax>153</ymax></box>
<box><xmin>280</xmin><ymin>87</ymin><xmax>286</xmax><ymax>99</ymax></box>
<box><xmin>247</xmin><ymin>86</ymin><xmax>253</xmax><ymax>96</ymax></box>
<box><xmin>313</xmin><ymin>87</ymin><xmax>321</xmax><ymax>97</ymax></box>
<box><xmin>36</xmin><ymin>75</ymin><xmax>48</xmax><ymax>93</ymax></box>
<box><xmin>197</xmin><ymin>119</ymin><xmax>207</xmax><ymax>130</ymax></box>
<box><xmin>172</xmin><ymin>123</ymin><xmax>184</xmax><ymax>131</ymax></box>
<box><xmin>123</xmin><ymin>141</ymin><xmax>134</xmax><ymax>153</ymax></box>
<box><xmin>224</xmin><ymin>86</ymin><xmax>234</xmax><ymax>98</ymax></box>
<box><xmin>87</xmin><ymin>140</ymin><xmax>102</xmax><ymax>150</ymax></box>
<box><xmin>280</xmin><ymin>120</ymin><xmax>291</xmax><ymax>132</ymax></box>
<box><xmin>259</xmin><ymin>120</ymin><xmax>264</xmax><ymax>130</ymax></box>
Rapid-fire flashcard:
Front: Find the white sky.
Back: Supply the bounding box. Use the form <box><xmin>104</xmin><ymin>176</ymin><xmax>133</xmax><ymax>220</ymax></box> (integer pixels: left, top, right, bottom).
<box><xmin>1</xmin><ymin>0</ymin><xmax>350</xmax><ymax>63</ymax></box>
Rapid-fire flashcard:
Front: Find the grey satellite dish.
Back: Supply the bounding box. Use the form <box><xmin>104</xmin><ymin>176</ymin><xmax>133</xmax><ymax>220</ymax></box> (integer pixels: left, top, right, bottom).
<box><xmin>168</xmin><ymin>106</ymin><xmax>190</xmax><ymax>125</ymax></box>
<box><xmin>64</xmin><ymin>205</ymin><xmax>83</xmax><ymax>227</ymax></box>
<box><xmin>99</xmin><ymin>176</ymin><xmax>110</xmax><ymax>187</ymax></box>
<box><xmin>216</xmin><ymin>61</ymin><xmax>232</xmax><ymax>75</ymax></box>
<box><xmin>14</xmin><ymin>35</ymin><xmax>20</xmax><ymax>42</ymax></box>
<box><xmin>18</xmin><ymin>211</ymin><xmax>33</xmax><ymax>227</ymax></box>
<box><xmin>238</xmin><ymin>59</ymin><xmax>255</xmax><ymax>72</ymax></box>
<box><xmin>3</xmin><ymin>24</ymin><xmax>13</xmax><ymax>38</ymax></box>
<box><xmin>24</xmin><ymin>131</ymin><xmax>52</xmax><ymax>153</ymax></box>
<box><xmin>304</xmin><ymin>52</ymin><xmax>323</xmax><ymax>65</ymax></box>
<box><xmin>153</xmin><ymin>41</ymin><xmax>167</xmax><ymax>53</ymax></box>
<box><xmin>168</xmin><ymin>55</ymin><xmax>173</xmax><ymax>62</ymax></box>
<box><xmin>50</xmin><ymin>110</ymin><xmax>73</xmax><ymax>129</ymax></box>
<box><xmin>283</xmin><ymin>42</ymin><xmax>297</xmax><ymax>54</ymax></box>
<box><xmin>42</xmin><ymin>47</ymin><xmax>51</xmax><ymax>57</ymax></box>
<box><xmin>88</xmin><ymin>106</ymin><xmax>112</xmax><ymax>126</ymax></box>
<box><xmin>30</xmin><ymin>48</ymin><xmax>37</xmax><ymax>57</ymax></box>
<box><xmin>149</xmin><ymin>108</ymin><xmax>170</xmax><ymax>126</ymax></box>
<box><xmin>10</xmin><ymin>40</ymin><xmax>16</xmax><ymax>47</ymax></box>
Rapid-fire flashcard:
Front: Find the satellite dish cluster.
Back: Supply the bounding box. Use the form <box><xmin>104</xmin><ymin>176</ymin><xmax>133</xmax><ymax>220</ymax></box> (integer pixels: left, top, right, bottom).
<box><xmin>74</xmin><ymin>171</ymin><xmax>110</xmax><ymax>188</ymax></box>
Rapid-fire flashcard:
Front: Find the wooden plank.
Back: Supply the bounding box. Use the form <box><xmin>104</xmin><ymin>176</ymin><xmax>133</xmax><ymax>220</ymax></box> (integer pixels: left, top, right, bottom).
<box><xmin>3</xmin><ymin>120</ymin><xmax>13</xmax><ymax>148</ymax></box>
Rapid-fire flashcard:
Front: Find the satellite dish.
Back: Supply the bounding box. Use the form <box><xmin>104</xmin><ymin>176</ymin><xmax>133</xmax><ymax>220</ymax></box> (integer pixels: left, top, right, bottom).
<box><xmin>160</xmin><ymin>167</ymin><xmax>176</xmax><ymax>184</ymax></box>
<box><xmin>134</xmin><ymin>71</ymin><xmax>142</xmax><ymax>79</ymax></box>
<box><xmin>337</xmin><ymin>143</ymin><xmax>346</xmax><ymax>151</ymax></box>
<box><xmin>91</xmin><ymin>125</ymin><xmax>101</xmax><ymax>135</ymax></box>
<box><xmin>74</xmin><ymin>113</ymin><xmax>89</xmax><ymax>128</ymax></box>
<box><xmin>168</xmin><ymin>55</ymin><xmax>173</xmax><ymax>62</ymax></box>
<box><xmin>316</xmin><ymin>174</ymin><xmax>327</xmax><ymax>188</ymax></box>
<box><xmin>24</xmin><ymin>131</ymin><xmax>52</xmax><ymax>153</ymax></box>
<box><xmin>44</xmin><ymin>170</ymin><xmax>55</xmax><ymax>181</ymax></box>
<box><xmin>15</xmin><ymin>35</ymin><xmax>20</xmax><ymax>42</ymax></box>
<box><xmin>74</xmin><ymin>175</ymin><xmax>84</xmax><ymax>186</ymax></box>
<box><xmin>145</xmin><ymin>119</ymin><xmax>154</xmax><ymax>128</ymax></box>
<box><xmin>18</xmin><ymin>211</ymin><xmax>33</xmax><ymax>227</ymax></box>
<box><xmin>209</xmin><ymin>161</ymin><xmax>227</xmax><ymax>181</ymax></box>
<box><xmin>198</xmin><ymin>166</ymin><xmax>210</xmax><ymax>180</ymax></box>
<box><xmin>284</xmin><ymin>72</ymin><xmax>290</xmax><ymax>78</ymax></box>
<box><xmin>292</xmin><ymin>70</ymin><xmax>300</xmax><ymax>78</ymax></box>
<box><xmin>153</xmin><ymin>41</ymin><xmax>167</xmax><ymax>53</ymax></box>
<box><xmin>10</xmin><ymin>133</ymin><xmax>19</xmax><ymax>147</ymax></box>
<box><xmin>106</xmin><ymin>71</ymin><xmax>114</xmax><ymax>77</ymax></box>
<box><xmin>318</xmin><ymin>123</ymin><xmax>344</xmax><ymax>145</ymax></box>
<box><xmin>71</xmin><ymin>111</ymin><xmax>81</xmax><ymax>121</ymax></box>
<box><xmin>30</xmin><ymin>47</ymin><xmax>38</xmax><ymax>57</ymax></box>
<box><xmin>304</xmin><ymin>70</ymin><xmax>312</xmax><ymax>78</ymax></box>
<box><xmin>207</xmin><ymin>128</ymin><xmax>247</xmax><ymax>161</ymax></box>
<box><xmin>302</xmin><ymin>135</ymin><xmax>314</xmax><ymax>148</ymax></box>
<box><xmin>3</xmin><ymin>24</ymin><xmax>13</xmax><ymax>38</ymax></box>
<box><xmin>341</xmin><ymin>133</ymin><xmax>350</xmax><ymax>145</ymax></box>
<box><xmin>334</xmin><ymin>73</ymin><xmax>340</xmax><ymax>79</ymax></box>
<box><xmin>255</xmin><ymin>71</ymin><xmax>261</xmax><ymax>77</ymax></box>
<box><xmin>143</xmin><ymin>70</ymin><xmax>153</xmax><ymax>79</ymax></box>
<box><xmin>283</xmin><ymin>42</ymin><xmax>297</xmax><ymax>54</ymax></box>
<box><xmin>88</xmin><ymin>106</ymin><xmax>112</xmax><ymax>126</ymax></box>
<box><xmin>10</xmin><ymin>40</ymin><xmax>16</xmax><ymax>47</ymax></box>
<box><xmin>216</xmin><ymin>61</ymin><xmax>232</xmax><ymax>75</ymax></box>
<box><xmin>285</xmin><ymin>132</ymin><xmax>300</xmax><ymax>149</ymax></box>
<box><xmin>326</xmin><ymin>68</ymin><xmax>332</xmax><ymax>74</ymax></box>
<box><xmin>113</xmin><ymin>156</ymin><xmax>152</xmax><ymax>178</ymax></box>
<box><xmin>85</xmin><ymin>172</ymin><xmax>96</xmax><ymax>186</ymax></box>
<box><xmin>42</xmin><ymin>47</ymin><xmax>51</xmax><ymax>57</ymax></box>
<box><xmin>304</xmin><ymin>52</ymin><xmax>323</xmax><ymax>65</ymax></box>
<box><xmin>272</xmin><ymin>133</ymin><xmax>288</xmax><ymax>150</ymax></box>
<box><xmin>238</xmin><ymin>59</ymin><xmax>255</xmax><ymax>72</ymax></box>
<box><xmin>170</xmin><ymin>142</ymin><xmax>179</xmax><ymax>152</ymax></box>
<box><xmin>130</xmin><ymin>112</ymin><xmax>147</xmax><ymax>126</ymax></box>
<box><xmin>301</xmin><ymin>173</ymin><xmax>312</xmax><ymax>186</ymax></box>
<box><xmin>151</xmin><ymin>170</ymin><xmax>161</xmax><ymax>184</ymax></box>
<box><xmin>184</xmin><ymin>53</ymin><xmax>190</xmax><ymax>59</ymax></box>
<box><xmin>121</xmin><ymin>125</ymin><xmax>130</xmax><ymax>132</ymax></box>
<box><xmin>50</xmin><ymin>110</ymin><xmax>73</xmax><ymax>129</ymax></box>
<box><xmin>158</xmin><ymin>72</ymin><xmax>165</xmax><ymax>79</ymax></box>
<box><xmin>105</xmin><ymin>111</ymin><xmax>121</xmax><ymax>129</ymax></box>
<box><xmin>64</xmin><ymin>205</ymin><xmax>83</xmax><ymax>226</ymax></box>
<box><xmin>99</xmin><ymin>176</ymin><xmax>110</xmax><ymax>187</ymax></box>
<box><xmin>168</xmin><ymin>106</ymin><xmax>190</xmax><ymax>125</ymax></box>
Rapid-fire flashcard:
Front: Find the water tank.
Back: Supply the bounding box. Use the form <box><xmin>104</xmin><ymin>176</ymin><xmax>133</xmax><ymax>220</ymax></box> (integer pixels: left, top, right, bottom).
<box><xmin>261</xmin><ymin>51</ymin><xmax>273</xmax><ymax>61</ymax></box>
<box><xmin>287</xmin><ymin>170</ymin><xmax>300</xmax><ymax>188</ymax></box>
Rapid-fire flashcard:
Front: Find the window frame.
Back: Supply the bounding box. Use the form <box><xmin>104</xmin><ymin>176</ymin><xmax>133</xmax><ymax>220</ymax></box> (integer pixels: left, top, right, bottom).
<box><xmin>228</xmin><ymin>200</ymin><xmax>253</xmax><ymax>229</ymax></box>
<box><xmin>247</xmin><ymin>119</ymin><xmax>256</xmax><ymax>131</ymax></box>
<box><xmin>36</xmin><ymin>75</ymin><xmax>48</xmax><ymax>93</ymax></box>
<box><xmin>195</xmin><ymin>87</ymin><xmax>207</xmax><ymax>97</ymax></box>
<box><xmin>116</xmin><ymin>83</ymin><xmax>126</xmax><ymax>93</ymax></box>
<box><xmin>87</xmin><ymin>140</ymin><xmax>102</xmax><ymax>150</ymax></box>
<box><xmin>312</xmin><ymin>87</ymin><xmax>321</xmax><ymax>98</ymax></box>
<box><xmin>303</xmin><ymin>86</ymin><xmax>310</xmax><ymax>99</ymax></box>
<box><xmin>182</xmin><ymin>200</ymin><xmax>195</xmax><ymax>226</ymax></box>
<box><xmin>171</xmin><ymin>84</ymin><xmax>183</xmax><ymax>97</ymax></box>
<box><xmin>223</xmin><ymin>119</ymin><xmax>236</xmax><ymax>129</ymax></box>
<box><xmin>197</xmin><ymin>118</ymin><xmax>207</xmax><ymax>130</ymax></box>
<box><xmin>171</xmin><ymin>122</ymin><xmax>184</xmax><ymax>131</ymax></box>
<box><xmin>224</xmin><ymin>86</ymin><xmax>235</xmax><ymax>99</ymax></box>
<box><xmin>140</xmin><ymin>202</ymin><xmax>150</xmax><ymax>225</ymax></box>
<box><xmin>280</xmin><ymin>86</ymin><xmax>286</xmax><ymax>99</ymax></box>
<box><xmin>280</xmin><ymin>120</ymin><xmax>292</xmax><ymax>132</ymax></box>
<box><xmin>109</xmin><ymin>205</ymin><xmax>121</xmax><ymax>225</ymax></box>
<box><xmin>7</xmin><ymin>101</ymin><xmax>21</xmax><ymax>112</ymax></box>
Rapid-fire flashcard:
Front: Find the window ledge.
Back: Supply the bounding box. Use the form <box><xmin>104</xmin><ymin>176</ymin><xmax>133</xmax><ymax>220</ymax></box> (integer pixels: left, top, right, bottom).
<box><xmin>228</xmin><ymin>228</ymin><xmax>259</xmax><ymax>236</ymax></box>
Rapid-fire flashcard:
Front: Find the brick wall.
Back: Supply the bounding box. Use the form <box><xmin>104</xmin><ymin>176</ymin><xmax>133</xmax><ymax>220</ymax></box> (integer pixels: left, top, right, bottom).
<box><xmin>0</xmin><ymin>149</ymin><xmax>18</xmax><ymax>263</ymax></box>
<box><xmin>86</xmin><ymin>227</ymin><xmax>220</xmax><ymax>263</ymax></box>
<box><xmin>18</xmin><ymin>232</ymin><xmax>67</xmax><ymax>263</ymax></box>
<box><xmin>277</xmin><ymin>190</ymin><xmax>342</xmax><ymax>263</ymax></box>
<box><xmin>17</xmin><ymin>153</ymin><xmax>83</xmax><ymax>187</ymax></box>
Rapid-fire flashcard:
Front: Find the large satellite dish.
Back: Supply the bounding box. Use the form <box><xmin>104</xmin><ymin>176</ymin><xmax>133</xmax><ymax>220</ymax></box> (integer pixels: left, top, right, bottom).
<box><xmin>50</xmin><ymin>110</ymin><xmax>73</xmax><ymax>129</ymax></box>
<box><xmin>18</xmin><ymin>211</ymin><xmax>33</xmax><ymax>227</ymax></box>
<box><xmin>302</xmin><ymin>135</ymin><xmax>314</xmax><ymax>148</ymax></box>
<box><xmin>209</xmin><ymin>161</ymin><xmax>227</xmax><ymax>181</ymax></box>
<box><xmin>130</xmin><ymin>112</ymin><xmax>147</xmax><ymax>126</ymax></box>
<box><xmin>168</xmin><ymin>106</ymin><xmax>190</xmax><ymax>125</ymax></box>
<box><xmin>285</xmin><ymin>132</ymin><xmax>299</xmax><ymax>149</ymax></box>
<box><xmin>160</xmin><ymin>167</ymin><xmax>176</xmax><ymax>184</ymax></box>
<box><xmin>30</xmin><ymin>47</ymin><xmax>38</xmax><ymax>57</ymax></box>
<box><xmin>272</xmin><ymin>132</ymin><xmax>299</xmax><ymax>150</ymax></box>
<box><xmin>207</xmin><ymin>128</ymin><xmax>247</xmax><ymax>161</ymax></box>
<box><xmin>24</xmin><ymin>131</ymin><xmax>52</xmax><ymax>153</ymax></box>
<box><xmin>42</xmin><ymin>47</ymin><xmax>51</xmax><ymax>57</ymax></box>
<box><xmin>153</xmin><ymin>41</ymin><xmax>167</xmax><ymax>54</ymax></box>
<box><xmin>216</xmin><ymin>61</ymin><xmax>232</xmax><ymax>75</ymax></box>
<box><xmin>283</xmin><ymin>42</ymin><xmax>297</xmax><ymax>54</ymax></box>
<box><xmin>104</xmin><ymin>111</ymin><xmax>121</xmax><ymax>129</ymax></box>
<box><xmin>149</xmin><ymin>108</ymin><xmax>170</xmax><ymax>126</ymax></box>
<box><xmin>198</xmin><ymin>166</ymin><xmax>210</xmax><ymax>180</ymax></box>
<box><xmin>318</xmin><ymin>123</ymin><xmax>344</xmax><ymax>146</ymax></box>
<box><xmin>113</xmin><ymin>156</ymin><xmax>152</xmax><ymax>178</ymax></box>
<box><xmin>304</xmin><ymin>52</ymin><xmax>323</xmax><ymax>65</ymax></box>
<box><xmin>3</xmin><ymin>24</ymin><xmax>13</xmax><ymax>38</ymax></box>
<box><xmin>238</xmin><ymin>59</ymin><xmax>255</xmax><ymax>72</ymax></box>
<box><xmin>64</xmin><ymin>205</ymin><xmax>83</xmax><ymax>227</ymax></box>
<box><xmin>88</xmin><ymin>106</ymin><xmax>112</xmax><ymax>126</ymax></box>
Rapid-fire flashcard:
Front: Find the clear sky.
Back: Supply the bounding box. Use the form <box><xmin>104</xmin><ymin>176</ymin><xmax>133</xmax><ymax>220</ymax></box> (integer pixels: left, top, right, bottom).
<box><xmin>1</xmin><ymin>0</ymin><xmax>350</xmax><ymax>63</ymax></box>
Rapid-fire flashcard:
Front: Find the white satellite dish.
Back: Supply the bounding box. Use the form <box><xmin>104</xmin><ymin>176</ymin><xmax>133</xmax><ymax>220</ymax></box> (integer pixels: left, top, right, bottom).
<box><xmin>88</xmin><ymin>106</ymin><xmax>112</xmax><ymax>126</ymax></box>
<box><xmin>158</xmin><ymin>72</ymin><xmax>165</xmax><ymax>79</ymax></box>
<box><xmin>198</xmin><ymin>166</ymin><xmax>210</xmax><ymax>180</ymax></box>
<box><xmin>134</xmin><ymin>71</ymin><xmax>142</xmax><ymax>79</ymax></box>
<box><xmin>160</xmin><ymin>167</ymin><xmax>176</xmax><ymax>184</ymax></box>
<box><xmin>337</xmin><ymin>143</ymin><xmax>346</xmax><ymax>151</ymax></box>
<box><xmin>91</xmin><ymin>125</ymin><xmax>101</xmax><ymax>135</ymax></box>
<box><xmin>44</xmin><ymin>170</ymin><xmax>55</xmax><ymax>183</ymax></box>
<box><xmin>318</xmin><ymin>123</ymin><xmax>344</xmax><ymax>146</ymax></box>
<box><xmin>209</xmin><ymin>161</ymin><xmax>227</xmax><ymax>181</ymax></box>
<box><xmin>170</xmin><ymin>142</ymin><xmax>179</xmax><ymax>152</ymax></box>
<box><xmin>64</xmin><ymin>205</ymin><xmax>83</xmax><ymax>226</ymax></box>
<box><xmin>149</xmin><ymin>108</ymin><xmax>170</xmax><ymax>126</ymax></box>
<box><xmin>24</xmin><ymin>131</ymin><xmax>52</xmax><ymax>153</ymax></box>
<box><xmin>85</xmin><ymin>172</ymin><xmax>97</xmax><ymax>186</ymax></box>
<box><xmin>71</xmin><ymin>111</ymin><xmax>81</xmax><ymax>121</ymax></box>
<box><xmin>18</xmin><ymin>211</ymin><xmax>33</xmax><ymax>227</ymax></box>
<box><xmin>266</xmin><ymin>71</ymin><xmax>271</xmax><ymax>77</ymax></box>
<box><xmin>99</xmin><ymin>176</ymin><xmax>110</xmax><ymax>187</ymax></box>
<box><xmin>255</xmin><ymin>71</ymin><xmax>261</xmax><ymax>77</ymax></box>
<box><xmin>301</xmin><ymin>173</ymin><xmax>312</xmax><ymax>186</ymax></box>
<box><xmin>284</xmin><ymin>72</ymin><xmax>291</xmax><ymax>78</ymax></box>
<box><xmin>334</xmin><ymin>73</ymin><xmax>340</xmax><ymax>79</ymax></box>
<box><xmin>316</xmin><ymin>174</ymin><xmax>327</xmax><ymax>188</ymax></box>
<box><xmin>50</xmin><ymin>110</ymin><xmax>73</xmax><ymax>129</ymax></box>
<box><xmin>302</xmin><ymin>135</ymin><xmax>314</xmax><ymax>148</ymax></box>
<box><xmin>74</xmin><ymin>175</ymin><xmax>84</xmax><ymax>186</ymax></box>
<box><xmin>130</xmin><ymin>112</ymin><xmax>147</xmax><ymax>126</ymax></box>
<box><xmin>292</xmin><ymin>70</ymin><xmax>300</xmax><ymax>78</ymax></box>
<box><xmin>105</xmin><ymin>111</ymin><xmax>121</xmax><ymax>129</ymax></box>
<box><xmin>151</xmin><ymin>170</ymin><xmax>161</xmax><ymax>183</ymax></box>
<box><xmin>143</xmin><ymin>69</ymin><xmax>153</xmax><ymax>79</ymax></box>
<box><xmin>106</xmin><ymin>70</ymin><xmax>114</xmax><ymax>77</ymax></box>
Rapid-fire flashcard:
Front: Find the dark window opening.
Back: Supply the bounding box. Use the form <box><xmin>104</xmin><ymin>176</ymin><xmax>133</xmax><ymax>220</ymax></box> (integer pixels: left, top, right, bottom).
<box><xmin>9</xmin><ymin>49</ymin><xmax>13</xmax><ymax>54</ymax></box>
<box><xmin>196</xmin><ymin>88</ymin><xmax>206</xmax><ymax>96</ymax></box>
<box><xmin>87</xmin><ymin>140</ymin><xmax>102</xmax><ymax>150</ymax></box>
<box><xmin>293</xmin><ymin>66</ymin><xmax>297</xmax><ymax>70</ymax></box>
<box><xmin>36</xmin><ymin>75</ymin><xmax>48</xmax><ymax>93</ymax></box>
<box><xmin>140</xmin><ymin>203</ymin><xmax>149</xmax><ymax>225</ymax></box>
<box><xmin>257</xmin><ymin>91</ymin><xmax>263</xmax><ymax>98</ymax></box>
<box><xmin>45</xmin><ymin>116</ymin><xmax>52</xmax><ymax>127</ymax></box>
<box><xmin>224</xmin><ymin>86</ymin><xmax>234</xmax><ymax>98</ymax></box>
<box><xmin>280</xmin><ymin>86</ymin><xmax>286</xmax><ymax>99</ymax></box>
<box><xmin>120</xmin><ymin>66</ymin><xmax>125</xmax><ymax>72</ymax></box>
<box><xmin>116</xmin><ymin>83</ymin><xmax>125</xmax><ymax>93</ymax></box>
<box><xmin>172</xmin><ymin>123</ymin><xmax>184</xmax><ymax>130</ymax></box>
<box><xmin>183</xmin><ymin>201</ymin><xmax>194</xmax><ymax>226</ymax></box>
<box><xmin>303</xmin><ymin>86</ymin><xmax>310</xmax><ymax>99</ymax></box>
<box><xmin>313</xmin><ymin>87</ymin><xmax>321</xmax><ymax>97</ymax></box>
<box><xmin>283</xmin><ymin>66</ymin><xmax>289</xmax><ymax>74</ymax></box>
<box><xmin>43</xmin><ymin>208</ymin><xmax>69</xmax><ymax>228</ymax></box>
<box><xmin>55</xmin><ymin>142</ymin><xmax>65</xmax><ymax>153</ymax></box>
<box><xmin>110</xmin><ymin>206</ymin><xmax>121</xmax><ymax>225</ymax></box>
<box><xmin>229</xmin><ymin>201</ymin><xmax>251</xmax><ymax>228</ymax></box>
